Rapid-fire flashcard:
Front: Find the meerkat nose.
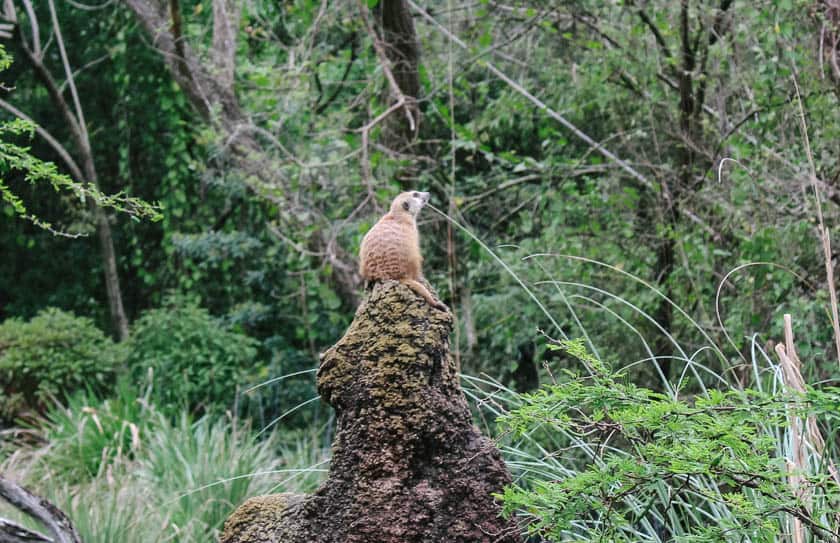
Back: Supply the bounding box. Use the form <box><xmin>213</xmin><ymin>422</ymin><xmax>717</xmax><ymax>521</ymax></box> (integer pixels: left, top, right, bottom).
<box><xmin>419</xmin><ymin>192</ymin><xmax>430</xmax><ymax>203</ymax></box>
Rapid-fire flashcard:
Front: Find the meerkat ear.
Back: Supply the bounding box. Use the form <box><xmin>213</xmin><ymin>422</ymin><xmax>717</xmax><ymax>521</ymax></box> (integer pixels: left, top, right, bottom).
<box><xmin>402</xmin><ymin>201</ymin><xmax>410</xmax><ymax>211</ymax></box>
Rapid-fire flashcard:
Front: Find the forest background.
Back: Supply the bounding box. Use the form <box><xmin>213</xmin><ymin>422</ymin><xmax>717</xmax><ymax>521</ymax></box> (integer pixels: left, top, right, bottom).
<box><xmin>1</xmin><ymin>0</ymin><xmax>840</xmax><ymax>541</ymax></box>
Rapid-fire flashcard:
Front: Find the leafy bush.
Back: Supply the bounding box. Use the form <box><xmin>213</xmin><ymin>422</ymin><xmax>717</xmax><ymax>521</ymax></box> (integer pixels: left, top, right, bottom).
<box><xmin>497</xmin><ymin>339</ymin><xmax>840</xmax><ymax>543</ymax></box>
<box><xmin>0</xmin><ymin>308</ymin><xmax>123</xmax><ymax>421</ymax></box>
<box><xmin>126</xmin><ymin>300</ymin><xmax>258</xmax><ymax>416</ymax></box>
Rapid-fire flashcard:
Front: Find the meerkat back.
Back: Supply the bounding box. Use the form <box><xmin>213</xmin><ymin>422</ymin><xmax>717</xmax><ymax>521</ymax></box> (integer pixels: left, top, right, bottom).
<box><xmin>359</xmin><ymin>191</ymin><xmax>446</xmax><ymax>311</ymax></box>
<box><xmin>359</xmin><ymin>215</ymin><xmax>419</xmax><ymax>281</ymax></box>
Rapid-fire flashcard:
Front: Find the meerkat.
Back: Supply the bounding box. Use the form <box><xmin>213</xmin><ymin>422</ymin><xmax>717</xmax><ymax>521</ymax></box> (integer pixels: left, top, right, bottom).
<box><xmin>359</xmin><ymin>191</ymin><xmax>447</xmax><ymax>311</ymax></box>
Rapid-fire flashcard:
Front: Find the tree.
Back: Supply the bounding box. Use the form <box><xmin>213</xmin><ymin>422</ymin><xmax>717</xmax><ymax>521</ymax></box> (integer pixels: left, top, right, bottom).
<box><xmin>2</xmin><ymin>0</ymin><xmax>138</xmax><ymax>339</ymax></box>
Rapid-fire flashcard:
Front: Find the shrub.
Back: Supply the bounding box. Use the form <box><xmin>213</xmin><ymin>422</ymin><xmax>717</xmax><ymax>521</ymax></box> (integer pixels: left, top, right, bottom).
<box><xmin>126</xmin><ymin>300</ymin><xmax>258</xmax><ymax>416</ymax></box>
<box><xmin>0</xmin><ymin>308</ymin><xmax>123</xmax><ymax>422</ymax></box>
<box><xmin>497</xmin><ymin>339</ymin><xmax>840</xmax><ymax>543</ymax></box>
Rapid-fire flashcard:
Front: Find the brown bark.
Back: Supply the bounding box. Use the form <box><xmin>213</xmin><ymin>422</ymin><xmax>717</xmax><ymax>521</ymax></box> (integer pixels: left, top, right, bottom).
<box><xmin>378</xmin><ymin>0</ymin><xmax>421</xmax><ymax>146</ymax></box>
<box><xmin>222</xmin><ymin>281</ymin><xmax>521</xmax><ymax>543</ymax></box>
<box><xmin>359</xmin><ymin>0</ymin><xmax>422</xmax><ymax>156</ymax></box>
<box><xmin>653</xmin><ymin>0</ymin><xmax>697</xmax><ymax>381</ymax></box>
<box><xmin>123</xmin><ymin>0</ymin><xmax>247</xmax><ymax>133</ymax></box>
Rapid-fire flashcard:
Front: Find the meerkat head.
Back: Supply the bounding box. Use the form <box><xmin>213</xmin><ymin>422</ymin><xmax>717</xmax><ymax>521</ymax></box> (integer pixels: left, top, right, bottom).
<box><xmin>390</xmin><ymin>191</ymin><xmax>430</xmax><ymax>218</ymax></box>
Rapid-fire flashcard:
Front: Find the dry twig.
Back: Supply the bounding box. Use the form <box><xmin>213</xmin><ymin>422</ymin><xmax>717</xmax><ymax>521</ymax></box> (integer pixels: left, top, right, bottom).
<box><xmin>0</xmin><ymin>476</ymin><xmax>81</xmax><ymax>543</ymax></box>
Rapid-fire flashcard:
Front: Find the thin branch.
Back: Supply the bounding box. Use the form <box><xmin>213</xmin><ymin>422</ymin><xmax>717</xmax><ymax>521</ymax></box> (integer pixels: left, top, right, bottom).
<box><xmin>65</xmin><ymin>0</ymin><xmax>116</xmax><ymax>11</ymax></box>
<box><xmin>629</xmin><ymin>1</ymin><xmax>672</xmax><ymax>59</ymax></box>
<box><xmin>408</xmin><ymin>0</ymin><xmax>654</xmax><ymax>191</ymax></box>
<box><xmin>12</xmin><ymin>5</ymin><xmax>85</xmax><ymax>151</ymax></box>
<box><xmin>315</xmin><ymin>33</ymin><xmax>357</xmax><ymax>114</ymax></box>
<box><xmin>20</xmin><ymin>0</ymin><xmax>41</xmax><ymax>58</ymax></box>
<box><xmin>0</xmin><ymin>98</ymin><xmax>85</xmax><ymax>181</ymax></box>
<box><xmin>0</xmin><ymin>517</ymin><xmax>52</xmax><ymax>542</ymax></box>
<box><xmin>223</xmin><ymin>123</ymin><xmax>303</xmax><ymax>167</ymax></box>
<box><xmin>59</xmin><ymin>54</ymin><xmax>110</xmax><ymax>94</ymax></box>
<box><xmin>47</xmin><ymin>0</ymin><xmax>88</xmax><ymax>144</ymax></box>
<box><xmin>357</xmin><ymin>100</ymin><xmax>406</xmax><ymax>188</ymax></box>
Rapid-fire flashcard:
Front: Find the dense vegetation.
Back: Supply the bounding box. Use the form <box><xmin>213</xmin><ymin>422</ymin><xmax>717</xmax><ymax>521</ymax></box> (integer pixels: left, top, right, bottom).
<box><xmin>1</xmin><ymin>0</ymin><xmax>839</xmax><ymax>541</ymax></box>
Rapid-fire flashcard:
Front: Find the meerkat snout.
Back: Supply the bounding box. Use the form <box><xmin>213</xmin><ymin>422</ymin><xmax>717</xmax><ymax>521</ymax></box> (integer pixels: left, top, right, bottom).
<box><xmin>390</xmin><ymin>191</ymin><xmax>430</xmax><ymax>217</ymax></box>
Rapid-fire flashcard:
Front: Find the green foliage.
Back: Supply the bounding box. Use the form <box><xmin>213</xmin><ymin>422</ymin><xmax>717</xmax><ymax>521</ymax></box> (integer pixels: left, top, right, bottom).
<box><xmin>0</xmin><ymin>394</ymin><xmax>329</xmax><ymax>543</ymax></box>
<box><xmin>0</xmin><ymin>308</ymin><xmax>124</xmax><ymax>421</ymax></box>
<box><xmin>0</xmin><ymin>43</ymin><xmax>161</xmax><ymax>236</ymax></box>
<box><xmin>125</xmin><ymin>299</ymin><xmax>259</xmax><ymax>416</ymax></box>
<box><xmin>136</xmin><ymin>413</ymin><xmax>286</xmax><ymax>540</ymax></box>
<box><xmin>36</xmin><ymin>379</ymin><xmax>152</xmax><ymax>483</ymax></box>
<box><xmin>497</xmin><ymin>339</ymin><xmax>840</xmax><ymax>542</ymax></box>
<box><xmin>0</xmin><ymin>113</ymin><xmax>162</xmax><ymax>236</ymax></box>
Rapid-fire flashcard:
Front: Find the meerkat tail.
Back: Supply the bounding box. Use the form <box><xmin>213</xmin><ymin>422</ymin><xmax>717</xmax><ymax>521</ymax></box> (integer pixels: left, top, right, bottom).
<box><xmin>401</xmin><ymin>279</ymin><xmax>447</xmax><ymax>311</ymax></box>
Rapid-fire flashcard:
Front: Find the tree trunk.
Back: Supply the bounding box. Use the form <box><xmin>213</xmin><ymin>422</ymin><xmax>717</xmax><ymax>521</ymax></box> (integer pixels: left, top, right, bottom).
<box><xmin>653</xmin><ymin>0</ymin><xmax>697</xmax><ymax>382</ymax></box>
<box><xmin>376</xmin><ymin>0</ymin><xmax>421</xmax><ymax>149</ymax></box>
<box><xmin>9</xmin><ymin>0</ymin><xmax>130</xmax><ymax>340</ymax></box>
<box><xmin>83</xmin><ymin>154</ymin><xmax>129</xmax><ymax>341</ymax></box>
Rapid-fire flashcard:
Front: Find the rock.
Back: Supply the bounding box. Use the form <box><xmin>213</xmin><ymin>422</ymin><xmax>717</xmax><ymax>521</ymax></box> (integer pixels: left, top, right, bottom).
<box><xmin>221</xmin><ymin>281</ymin><xmax>521</xmax><ymax>543</ymax></box>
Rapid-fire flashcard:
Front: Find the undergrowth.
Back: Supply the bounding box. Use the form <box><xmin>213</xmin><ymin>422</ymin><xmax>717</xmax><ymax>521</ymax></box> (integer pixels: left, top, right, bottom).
<box><xmin>0</xmin><ymin>384</ymin><xmax>329</xmax><ymax>543</ymax></box>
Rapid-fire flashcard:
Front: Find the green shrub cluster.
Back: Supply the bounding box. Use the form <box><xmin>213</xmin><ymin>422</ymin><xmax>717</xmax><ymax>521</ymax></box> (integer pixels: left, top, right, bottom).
<box><xmin>0</xmin><ymin>301</ymin><xmax>265</xmax><ymax>423</ymax></box>
<box><xmin>497</xmin><ymin>339</ymin><xmax>840</xmax><ymax>543</ymax></box>
<box><xmin>125</xmin><ymin>300</ymin><xmax>259</xmax><ymax>417</ymax></box>
<box><xmin>0</xmin><ymin>308</ymin><xmax>123</xmax><ymax>422</ymax></box>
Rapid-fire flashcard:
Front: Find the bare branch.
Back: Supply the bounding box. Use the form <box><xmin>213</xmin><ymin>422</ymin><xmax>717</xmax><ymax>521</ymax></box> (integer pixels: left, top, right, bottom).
<box><xmin>20</xmin><ymin>0</ymin><xmax>41</xmax><ymax>58</ymax></box>
<box><xmin>357</xmin><ymin>0</ymin><xmax>416</xmax><ymax>134</ymax></box>
<box><xmin>0</xmin><ymin>517</ymin><xmax>52</xmax><ymax>542</ymax></box>
<box><xmin>124</xmin><ymin>0</ymin><xmax>216</xmax><ymax>121</ymax></box>
<box><xmin>65</xmin><ymin>0</ymin><xmax>117</xmax><ymax>11</ymax></box>
<box><xmin>47</xmin><ymin>0</ymin><xmax>88</xmax><ymax>143</ymax></box>
<box><xmin>628</xmin><ymin>0</ymin><xmax>672</xmax><ymax>59</ymax></box>
<box><xmin>0</xmin><ymin>476</ymin><xmax>81</xmax><ymax>543</ymax></box>
<box><xmin>212</xmin><ymin>0</ymin><xmax>241</xmax><ymax>92</ymax></box>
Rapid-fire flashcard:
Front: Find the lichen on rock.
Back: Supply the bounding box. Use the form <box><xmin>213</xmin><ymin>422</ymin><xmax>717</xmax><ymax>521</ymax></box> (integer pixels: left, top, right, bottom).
<box><xmin>221</xmin><ymin>280</ymin><xmax>522</xmax><ymax>543</ymax></box>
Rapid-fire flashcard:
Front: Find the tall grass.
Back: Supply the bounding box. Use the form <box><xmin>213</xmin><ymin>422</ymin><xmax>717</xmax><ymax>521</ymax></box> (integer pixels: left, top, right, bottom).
<box><xmin>0</xmin><ymin>385</ymin><xmax>330</xmax><ymax>543</ymax></box>
<box><xmin>455</xmin><ymin>253</ymin><xmax>839</xmax><ymax>541</ymax></box>
<box><xmin>426</xmin><ymin>204</ymin><xmax>839</xmax><ymax>541</ymax></box>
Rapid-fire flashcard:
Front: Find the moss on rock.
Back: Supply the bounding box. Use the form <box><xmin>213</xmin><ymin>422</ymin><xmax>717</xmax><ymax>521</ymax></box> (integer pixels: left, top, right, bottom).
<box><xmin>221</xmin><ymin>281</ymin><xmax>521</xmax><ymax>543</ymax></box>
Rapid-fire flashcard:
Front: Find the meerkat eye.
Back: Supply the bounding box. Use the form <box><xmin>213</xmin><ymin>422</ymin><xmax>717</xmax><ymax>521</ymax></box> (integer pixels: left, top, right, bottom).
<box><xmin>412</xmin><ymin>192</ymin><xmax>419</xmax><ymax>198</ymax></box>
<box><xmin>403</xmin><ymin>201</ymin><xmax>410</xmax><ymax>211</ymax></box>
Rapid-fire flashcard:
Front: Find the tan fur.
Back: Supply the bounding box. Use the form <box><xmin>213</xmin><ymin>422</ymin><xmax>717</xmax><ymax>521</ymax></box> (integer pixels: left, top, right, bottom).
<box><xmin>359</xmin><ymin>191</ymin><xmax>446</xmax><ymax>311</ymax></box>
